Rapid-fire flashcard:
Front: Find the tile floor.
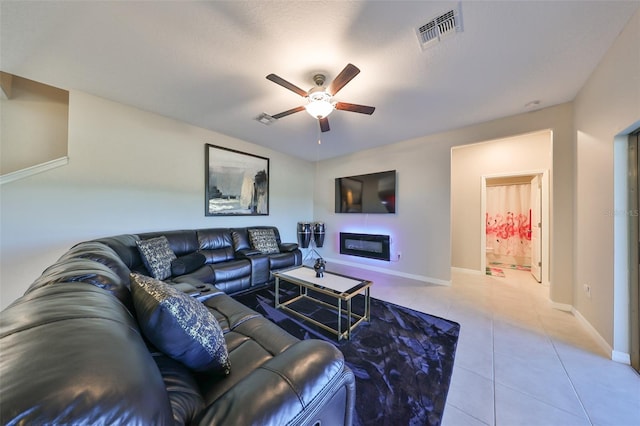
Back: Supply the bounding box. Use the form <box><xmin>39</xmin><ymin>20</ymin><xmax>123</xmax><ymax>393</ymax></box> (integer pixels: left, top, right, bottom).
<box><xmin>328</xmin><ymin>263</ymin><xmax>640</xmax><ymax>426</ymax></box>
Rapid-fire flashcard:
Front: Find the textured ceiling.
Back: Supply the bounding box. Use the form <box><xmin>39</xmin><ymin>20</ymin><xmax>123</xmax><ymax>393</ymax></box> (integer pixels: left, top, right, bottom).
<box><xmin>1</xmin><ymin>1</ymin><xmax>638</xmax><ymax>161</ymax></box>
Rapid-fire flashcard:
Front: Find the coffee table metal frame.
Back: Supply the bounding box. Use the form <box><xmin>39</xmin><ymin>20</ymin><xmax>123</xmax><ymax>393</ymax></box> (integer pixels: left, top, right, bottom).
<box><xmin>273</xmin><ymin>266</ymin><xmax>372</xmax><ymax>341</ymax></box>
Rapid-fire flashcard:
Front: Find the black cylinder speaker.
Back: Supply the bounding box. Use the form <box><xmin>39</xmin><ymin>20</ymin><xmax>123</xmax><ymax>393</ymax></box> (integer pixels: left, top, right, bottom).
<box><xmin>297</xmin><ymin>222</ymin><xmax>312</xmax><ymax>248</ymax></box>
<box><xmin>313</xmin><ymin>222</ymin><xmax>325</xmax><ymax>248</ymax></box>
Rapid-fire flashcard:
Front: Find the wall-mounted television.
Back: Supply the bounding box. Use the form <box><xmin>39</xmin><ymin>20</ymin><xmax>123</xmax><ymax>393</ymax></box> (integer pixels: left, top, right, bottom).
<box><xmin>335</xmin><ymin>170</ymin><xmax>396</xmax><ymax>214</ymax></box>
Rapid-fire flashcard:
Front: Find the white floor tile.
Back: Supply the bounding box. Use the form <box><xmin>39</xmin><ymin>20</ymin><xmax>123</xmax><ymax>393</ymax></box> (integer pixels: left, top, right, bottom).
<box><xmin>450</xmin><ymin>309</ymin><xmax>494</xmax><ymax>380</ymax></box>
<box><xmin>494</xmin><ymin>351</ymin><xmax>587</xmax><ymax>418</ymax></box>
<box><xmin>495</xmin><ymin>383</ymin><xmax>590</xmax><ymax>426</ymax></box>
<box><xmin>327</xmin><ymin>263</ymin><xmax>640</xmax><ymax>425</ymax></box>
<box><xmin>442</xmin><ymin>404</ymin><xmax>490</xmax><ymax>426</ymax></box>
<box><xmin>447</xmin><ymin>366</ymin><xmax>495</xmax><ymax>426</ymax></box>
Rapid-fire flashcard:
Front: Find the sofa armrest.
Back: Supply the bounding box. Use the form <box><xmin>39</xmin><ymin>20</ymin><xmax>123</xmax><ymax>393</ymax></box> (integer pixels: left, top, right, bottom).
<box><xmin>278</xmin><ymin>243</ymin><xmax>299</xmax><ymax>253</ymax></box>
<box><xmin>235</xmin><ymin>248</ymin><xmax>263</xmax><ymax>257</ymax></box>
<box><xmin>170</xmin><ymin>277</ymin><xmax>224</xmax><ymax>302</ymax></box>
<box><xmin>195</xmin><ymin>339</ymin><xmax>355</xmax><ymax>426</ymax></box>
<box><xmin>171</xmin><ymin>282</ymin><xmax>203</xmax><ymax>297</ymax></box>
<box><xmin>0</xmin><ymin>283</ymin><xmax>175</xmax><ymax>425</ymax></box>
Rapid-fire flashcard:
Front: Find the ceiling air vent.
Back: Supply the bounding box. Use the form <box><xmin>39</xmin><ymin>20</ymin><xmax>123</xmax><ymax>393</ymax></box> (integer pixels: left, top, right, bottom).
<box><xmin>255</xmin><ymin>112</ymin><xmax>277</xmax><ymax>125</ymax></box>
<box><xmin>416</xmin><ymin>3</ymin><xmax>463</xmax><ymax>50</ymax></box>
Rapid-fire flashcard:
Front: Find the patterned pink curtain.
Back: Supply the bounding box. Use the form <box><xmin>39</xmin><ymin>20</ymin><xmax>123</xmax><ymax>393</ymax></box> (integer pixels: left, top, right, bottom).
<box><xmin>486</xmin><ymin>184</ymin><xmax>531</xmax><ymax>258</ymax></box>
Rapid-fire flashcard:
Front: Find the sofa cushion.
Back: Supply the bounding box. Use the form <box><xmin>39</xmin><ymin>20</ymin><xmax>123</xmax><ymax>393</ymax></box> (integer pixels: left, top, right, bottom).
<box><xmin>136</xmin><ymin>236</ymin><xmax>177</xmax><ymax>280</ymax></box>
<box><xmin>59</xmin><ymin>242</ymin><xmax>132</xmax><ymax>285</ymax></box>
<box><xmin>0</xmin><ymin>283</ymin><xmax>175</xmax><ymax>425</ymax></box>
<box><xmin>248</xmin><ymin>228</ymin><xmax>280</xmax><ymax>254</ymax></box>
<box><xmin>279</xmin><ymin>242</ymin><xmax>299</xmax><ymax>253</ymax></box>
<box><xmin>230</xmin><ymin>229</ymin><xmax>251</xmax><ymax>251</ymax></box>
<box><xmin>130</xmin><ymin>273</ymin><xmax>231</xmax><ymax>375</ymax></box>
<box><xmin>26</xmin><ymin>258</ymin><xmax>122</xmax><ymax>294</ymax></box>
<box><xmin>171</xmin><ymin>252</ymin><xmax>206</xmax><ymax>276</ymax></box>
<box><xmin>269</xmin><ymin>252</ymin><xmax>299</xmax><ymax>271</ymax></box>
<box><xmin>211</xmin><ymin>259</ymin><xmax>252</xmax><ymax>282</ymax></box>
<box><xmin>139</xmin><ymin>230</ymin><xmax>199</xmax><ymax>257</ymax></box>
<box><xmin>152</xmin><ymin>352</ymin><xmax>204</xmax><ymax>425</ymax></box>
<box><xmin>174</xmin><ymin>264</ymin><xmax>216</xmax><ymax>284</ymax></box>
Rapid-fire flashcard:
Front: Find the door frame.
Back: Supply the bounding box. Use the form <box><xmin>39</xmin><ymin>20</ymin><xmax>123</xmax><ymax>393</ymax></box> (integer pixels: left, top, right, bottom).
<box><xmin>629</xmin><ymin>132</ymin><xmax>639</xmax><ymax>372</ymax></box>
<box><xmin>481</xmin><ymin>169</ymin><xmax>550</xmax><ymax>286</ymax></box>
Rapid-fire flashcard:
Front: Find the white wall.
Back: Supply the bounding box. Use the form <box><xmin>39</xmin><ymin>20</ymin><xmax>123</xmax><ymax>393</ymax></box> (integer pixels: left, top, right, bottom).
<box><xmin>314</xmin><ymin>103</ymin><xmax>574</xmax><ymax>304</ymax></box>
<box><xmin>313</xmin><ymin>135</ymin><xmax>454</xmax><ymax>285</ymax></box>
<box><xmin>451</xmin><ymin>130</ymin><xmax>551</xmax><ymax>273</ymax></box>
<box><xmin>0</xmin><ymin>74</ymin><xmax>69</xmax><ymax>175</ymax></box>
<box><xmin>574</xmin><ymin>9</ymin><xmax>640</xmax><ymax>353</ymax></box>
<box><xmin>0</xmin><ymin>91</ymin><xmax>314</xmax><ymax>309</ymax></box>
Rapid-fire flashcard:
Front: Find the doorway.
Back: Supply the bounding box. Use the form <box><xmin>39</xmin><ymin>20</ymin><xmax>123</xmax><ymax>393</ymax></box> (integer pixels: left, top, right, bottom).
<box><xmin>481</xmin><ymin>170</ymin><xmax>549</xmax><ymax>285</ymax></box>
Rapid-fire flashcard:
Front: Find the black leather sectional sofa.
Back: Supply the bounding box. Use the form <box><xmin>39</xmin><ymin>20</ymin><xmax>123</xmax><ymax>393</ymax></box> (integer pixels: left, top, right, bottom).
<box><xmin>0</xmin><ymin>226</ymin><xmax>356</xmax><ymax>425</ymax></box>
<box><xmin>97</xmin><ymin>226</ymin><xmax>304</xmax><ymax>297</ymax></box>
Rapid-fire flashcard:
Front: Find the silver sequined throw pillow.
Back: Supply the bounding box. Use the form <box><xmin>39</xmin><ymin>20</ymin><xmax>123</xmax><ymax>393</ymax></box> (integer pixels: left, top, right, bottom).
<box><xmin>247</xmin><ymin>228</ymin><xmax>280</xmax><ymax>254</ymax></box>
<box><xmin>136</xmin><ymin>236</ymin><xmax>177</xmax><ymax>280</ymax></box>
<box><xmin>130</xmin><ymin>273</ymin><xmax>230</xmax><ymax>375</ymax></box>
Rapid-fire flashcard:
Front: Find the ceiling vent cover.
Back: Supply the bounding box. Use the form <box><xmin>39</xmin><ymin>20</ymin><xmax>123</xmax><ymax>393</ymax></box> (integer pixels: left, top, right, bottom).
<box><xmin>255</xmin><ymin>112</ymin><xmax>277</xmax><ymax>125</ymax></box>
<box><xmin>416</xmin><ymin>3</ymin><xmax>463</xmax><ymax>50</ymax></box>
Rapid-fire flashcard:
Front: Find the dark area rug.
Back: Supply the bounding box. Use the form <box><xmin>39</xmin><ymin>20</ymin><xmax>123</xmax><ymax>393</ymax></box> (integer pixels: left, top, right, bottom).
<box><xmin>233</xmin><ymin>283</ymin><xmax>460</xmax><ymax>426</ymax></box>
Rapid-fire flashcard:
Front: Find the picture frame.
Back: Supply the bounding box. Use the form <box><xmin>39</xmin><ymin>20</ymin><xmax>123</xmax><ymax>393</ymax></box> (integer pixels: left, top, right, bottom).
<box><xmin>205</xmin><ymin>144</ymin><xmax>269</xmax><ymax>216</ymax></box>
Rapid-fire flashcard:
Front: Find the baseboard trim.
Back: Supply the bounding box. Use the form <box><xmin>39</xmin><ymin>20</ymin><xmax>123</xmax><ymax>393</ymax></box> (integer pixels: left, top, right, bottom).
<box><xmin>612</xmin><ymin>350</ymin><xmax>632</xmax><ymax>364</ymax></box>
<box><xmin>550</xmin><ymin>301</ymin><xmax>573</xmax><ymax>312</ymax></box>
<box><xmin>324</xmin><ymin>258</ymin><xmax>451</xmax><ymax>286</ymax></box>
<box><xmin>0</xmin><ymin>156</ymin><xmax>69</xmax><ymax>185</ymax></box>
<box><xmin>451</xmin><ymin>267</ymin><xmax>482</xmax><ymax>275</ymax></box>
<box><xmin>571</xmin><ymin>308</ymin><xmax>630</xmax><ymax>365</ymax></box>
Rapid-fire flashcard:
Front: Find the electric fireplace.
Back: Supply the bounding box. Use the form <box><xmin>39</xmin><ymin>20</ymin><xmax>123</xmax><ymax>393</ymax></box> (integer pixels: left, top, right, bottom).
<box><xmin>339</xmin><ymin>232</ymin><xmax>391</xmax><ymax>261</ymax></box>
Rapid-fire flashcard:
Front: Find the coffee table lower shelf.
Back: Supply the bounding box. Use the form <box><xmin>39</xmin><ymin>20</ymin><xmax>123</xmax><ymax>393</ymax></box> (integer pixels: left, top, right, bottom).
<box><xmin>277</xmin><ymin>292</ymin><xmax>370</xmax><ymax>341</ymax></box>
<box><xmin>274</xmin><ymin>268</ymin><xmax>372</xmax><ymax>341</ymax></box>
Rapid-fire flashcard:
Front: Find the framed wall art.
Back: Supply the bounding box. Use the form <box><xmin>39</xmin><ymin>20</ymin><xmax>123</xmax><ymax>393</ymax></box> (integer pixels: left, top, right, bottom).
<box><xmin>205</xmin><ymin>144</ymin><xmax>269</xmax><ymax>216</ymax></box>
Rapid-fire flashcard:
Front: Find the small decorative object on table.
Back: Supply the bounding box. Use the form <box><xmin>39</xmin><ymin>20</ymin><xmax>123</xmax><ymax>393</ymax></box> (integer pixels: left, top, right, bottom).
<box><xmin>313</xmin><ymin>258</ymin><xmax>326</xmax><ymax>278</ymax></box>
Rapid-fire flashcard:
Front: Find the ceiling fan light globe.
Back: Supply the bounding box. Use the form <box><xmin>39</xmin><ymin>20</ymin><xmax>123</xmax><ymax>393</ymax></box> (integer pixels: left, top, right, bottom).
<box><xmin>305</xmin><ymin>98</ymin><xmax>335</xmax><ymax>119</ymax></box>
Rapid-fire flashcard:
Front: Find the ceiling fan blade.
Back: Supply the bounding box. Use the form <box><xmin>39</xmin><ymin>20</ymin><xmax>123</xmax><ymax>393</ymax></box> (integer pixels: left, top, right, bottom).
<box><xmin>272</xmin><ymin>106</ymin><xmax>305</xmax><ymax>119</ymax></box>
<box><xmin>266</xmin><ymin>74</ymin><xmax>308</xmax><ymax>97</ymax></box>
<box><xmin>335</xmin><ymin>102</ymin><xmax>375</xmax><ymax>115</ymax></box>
<box><xmin>327</xmin><ymin>63</ymin><xmax>360</xmax><ymax>96</ymax></box>
<box><xmin>319</xmin><ymin>117</ymin><xmax>330</xmax><ymax>132</ymax></box>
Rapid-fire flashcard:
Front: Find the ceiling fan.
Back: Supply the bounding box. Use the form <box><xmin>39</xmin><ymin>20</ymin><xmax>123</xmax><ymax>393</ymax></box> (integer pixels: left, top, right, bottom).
<box><xmin>265</xmin><ymin>63</ymin><xmax>375</xmax><ymax>133</ymax></box>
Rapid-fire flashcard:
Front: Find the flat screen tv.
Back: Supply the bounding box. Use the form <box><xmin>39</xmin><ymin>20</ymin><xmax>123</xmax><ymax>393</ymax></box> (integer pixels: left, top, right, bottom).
<box><xmin>335</xmin><ymin>170</ymin><xmax>396</xmax><ymax>214</ymax></box>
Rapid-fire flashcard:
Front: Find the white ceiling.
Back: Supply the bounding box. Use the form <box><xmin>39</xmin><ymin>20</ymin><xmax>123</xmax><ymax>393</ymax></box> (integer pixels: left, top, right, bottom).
<box><xmin>1</xmin><ymin>1</ymin><xmax>638</xmax><ymax>162</ymax></box>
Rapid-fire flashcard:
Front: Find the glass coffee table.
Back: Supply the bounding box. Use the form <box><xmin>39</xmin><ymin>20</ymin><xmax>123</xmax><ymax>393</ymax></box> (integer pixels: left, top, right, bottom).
<box><xmin>273</xmin><ymin>266</ymin><xmax>372</xmax><ymax>341</ymax></box>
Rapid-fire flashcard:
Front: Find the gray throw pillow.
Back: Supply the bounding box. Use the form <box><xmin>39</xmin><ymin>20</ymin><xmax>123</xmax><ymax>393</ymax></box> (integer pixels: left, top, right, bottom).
<box><xmin>130</xmin><ymin>273</ymin><xmax>231</xmax><ymax>375</ymax></box>
<box><xmin>136</xmin><ymin>236</ymin><xmax>177</xmax><ymax>280</ymax></box>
